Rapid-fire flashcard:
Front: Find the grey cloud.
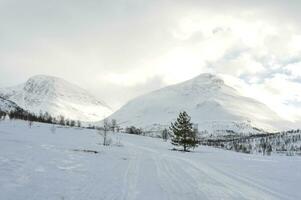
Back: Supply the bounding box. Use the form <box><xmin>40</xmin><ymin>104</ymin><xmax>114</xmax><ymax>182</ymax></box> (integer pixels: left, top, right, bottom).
<box><xmin>1</xmin><ymin>0</ymin><xmax>301</xmax><ymax>111</ymax></box>
<box><xmin>89</xmin><ymin>75</ymin><xmax>166</xmax><ymax>109</ymax></box>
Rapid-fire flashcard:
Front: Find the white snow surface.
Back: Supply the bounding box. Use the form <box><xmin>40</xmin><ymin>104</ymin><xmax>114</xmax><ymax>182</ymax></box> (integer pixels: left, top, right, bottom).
<box><xmin>0</xmin><ymin>75</ymin><xmax>112</xmax><ymax>121</ymax></box>
<box><xmin>108</xmin><ymin>73</ymin><xmax>283</xmax><ymax>134</ymax></box>
<box><xmin>0</xmin><ymin>120</ymin><xmax>300</xmax><ymax>200</ymax></box>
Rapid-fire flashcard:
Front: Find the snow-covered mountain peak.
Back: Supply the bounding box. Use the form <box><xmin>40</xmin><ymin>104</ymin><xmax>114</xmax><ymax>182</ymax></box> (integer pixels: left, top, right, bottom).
<box><xmin>152</xmin><ymin>73</ymin><xmax>236</xmax><ymax>103</ymax></box>
<box><xmin>23</xmin><ymin>75</ymin><xmax>59</xmax><ymax>97</ymax></box>
<box><xmin>171</xmin><ymin>73</ymin><xmax>232</xmax><ymax>96</ymax></box>
<box><xmin>25</xmin><ymin>74</ymin><xmax>58</xmax><ymax>89</ymax></box>
<box><xmin>188</xmin><ymin>73</ymin><xmax>224</xmax><ymax>85</ymax></box>
<box><xmin>0</xmin><ymin>75</ymin><xmax>112</xmax><ymax>121</ymax></box>
<box><xmin>107</xmin><ymin>73</ymin><xmax>283</xmax><ymax>135</ymax></box>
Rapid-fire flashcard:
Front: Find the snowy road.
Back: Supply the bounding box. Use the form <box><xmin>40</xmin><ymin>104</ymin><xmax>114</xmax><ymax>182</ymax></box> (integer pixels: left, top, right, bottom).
<box><xmin>122</xmin><ymin>138</ymin><xmax>298</xmax><ymax>200</ymax></box>
<box><xmin>1</xmin><ymin>120</ymin><xmax>300</xmax><ymax>200</ymax></box>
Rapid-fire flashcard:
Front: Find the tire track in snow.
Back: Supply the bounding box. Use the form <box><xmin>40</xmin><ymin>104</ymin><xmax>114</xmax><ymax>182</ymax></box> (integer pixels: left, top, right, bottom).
<box><xmin>131</xmin><ymin>143</ymin><xmax>281</xmax><ymax>200</ymax></box>
<box><xmin>178</xmin><ymin>157</ymin><xmax>281</xmax><ymax>200</ymax></box>
<box><xmin>130</xmin><ymin>143</ymin><xmax>218</xmax><ymax>200</ymax></box>
<box><xmin>154</xmin><ymin>155</ymin><xmax>205</xmax><ymax>200</ymax></box>
<box><xmin>121</xmin><ymin>148</ymin><xmax>141</xmax><ymax>200</ymax></box>
<box><xmin>206</xmin><ymin>163</ymin><xmax>294</xmax><ymax>200</ymax></box>
<box><xmin>171</xmin><ymin>157</ymin><xmax>237</xmax><ymax>200</ymax></box>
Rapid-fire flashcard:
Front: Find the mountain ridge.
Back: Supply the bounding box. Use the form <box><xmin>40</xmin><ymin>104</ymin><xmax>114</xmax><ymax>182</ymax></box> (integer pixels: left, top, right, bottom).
<box><xmin>0</xmin><ymin>75</ymin><xmax>112</xmax><ymax>121</ymax></box>
<box><xmin>106</xmin><ymin>73</ymin><xmax>283</xmax><ymax>135</ymax></box>
<box><xmin>0</xmin><ymin>96</ymin><xmax>24</xmax><ymax>113</ymax></box>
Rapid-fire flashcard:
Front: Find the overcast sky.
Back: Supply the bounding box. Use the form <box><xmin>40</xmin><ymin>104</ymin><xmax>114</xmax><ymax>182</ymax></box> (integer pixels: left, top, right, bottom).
<box><xmin>1</xmin><ymin>0</ymin><xmax>301</xmax><ymax>122</ymax></box>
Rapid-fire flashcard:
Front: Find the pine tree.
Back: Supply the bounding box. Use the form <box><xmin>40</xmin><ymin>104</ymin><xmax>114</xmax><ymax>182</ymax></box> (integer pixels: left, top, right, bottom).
<box><xmin>170</xmin><ymin>111</ymin><xmax>198</xmax><ymax>152</ymax></box>
<box><xmin>162</xmin><ymin>129</ymin><xmax>168</xmax><ymax>141</ymax></box>
<box><xmin>111</xmin><ymin>119</ymin><xmax>117</xmax><ymax>132</ymax></box>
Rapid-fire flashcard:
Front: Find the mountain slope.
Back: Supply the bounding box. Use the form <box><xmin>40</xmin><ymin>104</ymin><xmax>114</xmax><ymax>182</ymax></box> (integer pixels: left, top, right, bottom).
<box><xmin>108</xmin><ymin>73</ymin><xmax>282</xmax><ymax>134</ymax></box>
<box><xmin>0</xmin><ymin>96</ymin><xmax>24</xmax><ymax>113</ymax></box>
<box><xmin>0</xmin><ymin>75</ymin><xmax>112</xmax><ymax>121</ymax></box>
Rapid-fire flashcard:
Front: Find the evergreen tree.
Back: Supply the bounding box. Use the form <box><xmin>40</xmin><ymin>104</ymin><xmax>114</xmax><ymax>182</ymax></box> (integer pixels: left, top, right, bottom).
<box><xmin>77</xmin><ymin>120</ymin><xmax>81</xmax><ymax>127</ymax></box>
<box><xmin>162</xmin><ymin>128</ymin><xmax>168</xmax><ymax>141</ymax></box>
<box><xmin>170</xmin><ymin>111</ymin><xmax>198</xmax><ymax>151</ymax></box>
<box><xmin>59</xmin><ymin>115</ymin><xmax>65</xmax><ymax>125</ymax></box>
<box><xmin>70</xmin><ymin>120</ymin><xmax>75</xmax><ymax>127</ymax></box>
<box><xmin>111</xmin><ymin>119</ymin><xmax>117</xmax><ymax>132</ymax></box>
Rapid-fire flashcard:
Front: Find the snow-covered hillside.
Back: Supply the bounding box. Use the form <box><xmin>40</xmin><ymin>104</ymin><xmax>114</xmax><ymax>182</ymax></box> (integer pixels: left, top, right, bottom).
<box><xmin>0</xmin><ymin>120</ymin><xmax>300</xmax><ymax>200</ymax></box>
<box><xmin>0</xmin><ymin>96</ymin><xmax>23</xmax><ymax>113</ymax></box>
<box><xmin>108</xmin><ymin>73</ymin><xmax>282</xmax><ymax>134</ymax></box>
<box><xmin>0</xmin><ymin>75</ymin><xmax>112</xmax><ymax>121</ymax></box>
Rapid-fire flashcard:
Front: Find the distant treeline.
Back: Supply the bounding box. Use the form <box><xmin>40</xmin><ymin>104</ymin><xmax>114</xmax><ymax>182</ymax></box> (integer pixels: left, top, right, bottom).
<box><xmin>0</xmin><ymin>109</ymin><xmax>81</xmax><ymax>127</ymax></box>
<box><xmin>1</xmin><ymin>108</ymin><xmax>146</xmax><ymax>134</ymax></box>
<box><xmin>1</xmin><ymin>108</ymin><xmax>144</xmax><ymax>134</ymax></box>
<box><xmin>201</xmin><ymin>130</ymin><xmax>301</xmax><ymax>156</ymax></box>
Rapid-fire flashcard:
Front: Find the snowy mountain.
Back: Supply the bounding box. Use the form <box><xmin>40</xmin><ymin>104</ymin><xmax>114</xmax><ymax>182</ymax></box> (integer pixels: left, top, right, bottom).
<box><xmin>0</xmin><ymin>75</ymin><xmax>112</xmax><ymax>121</ymax></box>
<box><xmin>107</xmin><ymin>73</ymin><xmax>282</xmax><ymax>135</ymax></box>
<box><xmin>0</xmin><ymin>96</ymin><xmax>24</xmax><ymax>113</ymax></box>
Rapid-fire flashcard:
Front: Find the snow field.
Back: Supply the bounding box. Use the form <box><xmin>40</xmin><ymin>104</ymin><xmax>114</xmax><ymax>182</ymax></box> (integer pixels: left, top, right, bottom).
<box><xmin>0</xmin><ymin>120</ymin><xmax>300</xmax><ymax>200</ymax></box>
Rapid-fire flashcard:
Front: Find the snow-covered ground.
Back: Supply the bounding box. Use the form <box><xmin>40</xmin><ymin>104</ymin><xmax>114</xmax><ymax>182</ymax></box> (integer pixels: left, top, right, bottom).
<box><xmin>0</xmin><ymin>120</ymin><xmax>300</xmax><ymax>200</ymax></box>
